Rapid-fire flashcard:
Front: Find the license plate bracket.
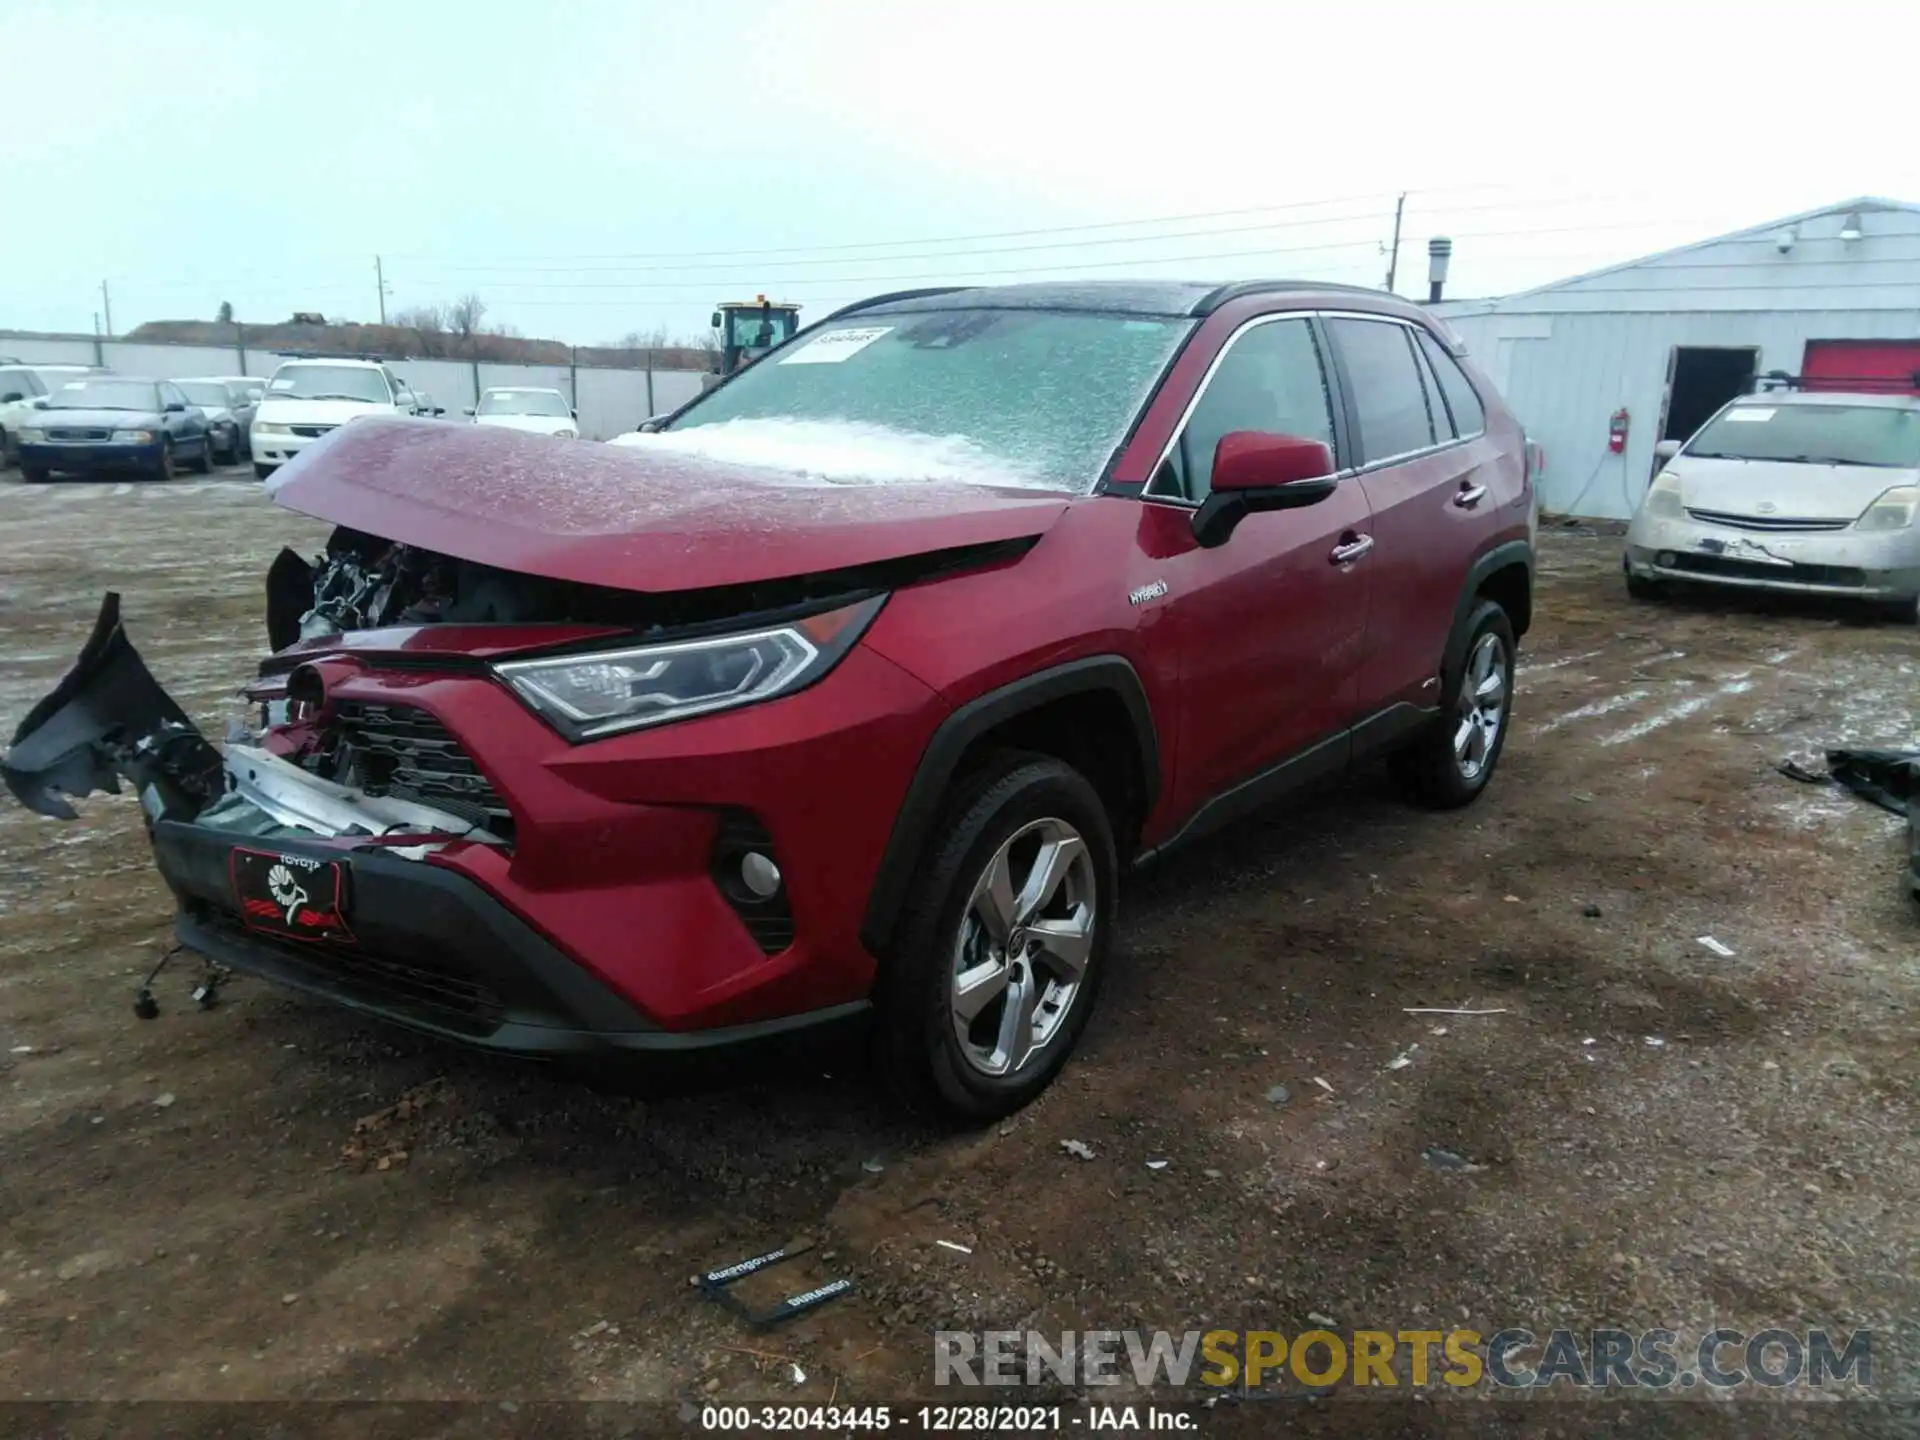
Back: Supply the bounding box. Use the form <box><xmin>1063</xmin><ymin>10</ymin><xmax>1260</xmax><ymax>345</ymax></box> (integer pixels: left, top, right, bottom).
<box><xmin>230</xmin><ymin>847</ymin><xmax>354</xmax><ymax>943</ymax></box>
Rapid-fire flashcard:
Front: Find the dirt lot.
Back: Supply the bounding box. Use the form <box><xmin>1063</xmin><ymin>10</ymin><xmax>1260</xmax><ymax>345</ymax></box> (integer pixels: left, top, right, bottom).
<box><xmin>0</xmin><ymin>476</ymin><xmax>1915</xmax><ymax>1433</ymax></box>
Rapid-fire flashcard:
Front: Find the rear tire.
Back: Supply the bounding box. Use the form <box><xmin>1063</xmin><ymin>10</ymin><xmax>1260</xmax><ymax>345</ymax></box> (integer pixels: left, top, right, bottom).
<box><xmin>1393</xmin><ymin>598</ymin><xmax>1516</xmax><ymax>811</ymax></box>
<box><xmin>875</xmin><ymin>752</ymin><xmax>1117</xmax><ymax>1124</ymax></box>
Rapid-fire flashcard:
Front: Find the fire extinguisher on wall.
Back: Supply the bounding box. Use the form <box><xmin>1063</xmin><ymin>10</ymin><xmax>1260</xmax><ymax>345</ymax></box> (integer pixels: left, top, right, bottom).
<box><xmin>1608</xmin><ymin>407</ymin><xmax>1630</xmax><ymax>455</ymax></box>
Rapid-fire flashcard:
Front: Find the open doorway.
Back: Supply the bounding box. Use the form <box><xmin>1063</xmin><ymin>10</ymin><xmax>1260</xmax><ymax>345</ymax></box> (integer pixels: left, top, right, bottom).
<box><xmin>1660</xmin><ymin>346</ymin><xmax>1758</xmax><ymax>444</ymax></box>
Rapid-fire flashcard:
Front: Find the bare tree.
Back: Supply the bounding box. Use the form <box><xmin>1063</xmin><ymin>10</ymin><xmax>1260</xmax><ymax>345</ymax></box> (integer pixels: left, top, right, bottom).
<box><xmin>447</xmin><ymin>294</ymin><xmax>488</xmax><ymax>351</ymax></box>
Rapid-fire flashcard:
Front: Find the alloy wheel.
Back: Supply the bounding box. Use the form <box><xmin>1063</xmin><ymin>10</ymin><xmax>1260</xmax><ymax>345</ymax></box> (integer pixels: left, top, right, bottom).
<box><xmin>949</xmin><ymin>818</ymin><xmax>1096</xmax><ymax>1079</ymax></box>
<box><xmin>1453</xmin><ymin>631</ymin><xmax>1509</xmax><ymax>782</ymax></box>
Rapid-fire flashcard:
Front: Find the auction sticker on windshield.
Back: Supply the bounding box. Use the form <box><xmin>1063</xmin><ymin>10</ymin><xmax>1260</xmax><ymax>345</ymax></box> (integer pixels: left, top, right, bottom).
<box><xmin>1723</xmin><ymin>408</ymin><xmax>1775</xmax><ymax>423</ymax></box>
<box><xmin>780</xmin><ymin>326</ymin><xmax>893</xmax><ymax>364</ymax></box>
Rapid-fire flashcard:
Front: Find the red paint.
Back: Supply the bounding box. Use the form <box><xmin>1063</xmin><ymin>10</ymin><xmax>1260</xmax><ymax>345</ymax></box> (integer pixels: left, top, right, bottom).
<box><xmin>244</xmin><ymin>290</ymin><xmax>1527</xmax><ymax>1036</ymax></box>
<box><xmin>270</xmin><ymin>419</ymin><xmax>1067</xmax><ymax>592</ymax></box>
<box><xmin>1801</xmin><ymin>340</ymin><xmax>1920</xmax><ymax>394</ymax></box>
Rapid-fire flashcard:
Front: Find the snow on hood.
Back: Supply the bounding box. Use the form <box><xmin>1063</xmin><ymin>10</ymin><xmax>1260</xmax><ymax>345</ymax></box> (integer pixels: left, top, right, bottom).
<box><xmin>267</xmin><ymin>416</ymin><xmax>1069</xmax><ymax>593</ymax></box>
<box><xmin>609</xmin><ymin>417</ymin><xmax>1062</xmax><ymax>492</ymax></box>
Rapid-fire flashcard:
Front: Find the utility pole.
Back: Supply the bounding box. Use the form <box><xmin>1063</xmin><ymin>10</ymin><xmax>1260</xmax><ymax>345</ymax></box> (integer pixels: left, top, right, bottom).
<box><xmin>100</xmin><ymin>280</ymin><xmax>114</xmax><ymax>338</ymax></box>
<box><xmin>1382</xmin><ymin>193</ymin><xmax>1407</xmax><ymax>293</ymax></box>
<box><xmin>374</xmin><ymin>255</ymin><xmax>390</xmax><ymax>324</ymax></box>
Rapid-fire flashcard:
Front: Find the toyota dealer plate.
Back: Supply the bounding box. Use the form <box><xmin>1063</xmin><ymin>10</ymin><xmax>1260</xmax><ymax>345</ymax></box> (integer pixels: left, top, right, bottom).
<box><xmin>229</xmin><ymin>848</ymin><xmax>354</xmax><ymax>943</ymax></box>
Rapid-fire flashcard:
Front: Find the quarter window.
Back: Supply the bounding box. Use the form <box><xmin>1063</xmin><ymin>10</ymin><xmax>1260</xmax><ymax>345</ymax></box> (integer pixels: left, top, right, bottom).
<box><xmin>1416</xmin><ymin>329</ymin><xmax>1486</xmax><ymax>438</ymax></box>
<box><xmin>1152</xmin><ymin>317</ymin><xmax>1336</xmax><ymax>502</ymax></box>
<box><xmin>1328</xmin><ymin>318</ymin><xmax>1436</xmax><ymax>463</ymax></box>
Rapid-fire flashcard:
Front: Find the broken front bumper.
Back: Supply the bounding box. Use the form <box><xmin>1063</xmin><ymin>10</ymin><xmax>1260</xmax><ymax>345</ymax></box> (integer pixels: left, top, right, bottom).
<box><xmin>1</xmin><ymin>594</ymin><xmax>868</xmax><ymax>1065</ymax></box>
<box><xmin>1624</xmin><ymin>513</ymin><xmax>1920</xmax><ymax>600</ymax></box>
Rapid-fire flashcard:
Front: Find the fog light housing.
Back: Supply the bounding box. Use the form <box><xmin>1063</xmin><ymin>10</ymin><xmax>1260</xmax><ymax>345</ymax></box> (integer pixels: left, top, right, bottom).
<box><xmin>1657</xmin><ymin>551</ymin><xmax>1677</xmax><ymax>568</ymax></box>
<box><xmin>711</xmin><ymin>812</ymin><xmax>794</xmax><ymax>954</ymax></box>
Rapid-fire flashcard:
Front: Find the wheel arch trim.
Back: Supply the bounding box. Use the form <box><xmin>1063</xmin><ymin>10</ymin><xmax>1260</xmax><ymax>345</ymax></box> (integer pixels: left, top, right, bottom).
<box><xmin>858</xmin><ymin>655</ymin><xmax>1160</xmax><ymax>957</ymax></box>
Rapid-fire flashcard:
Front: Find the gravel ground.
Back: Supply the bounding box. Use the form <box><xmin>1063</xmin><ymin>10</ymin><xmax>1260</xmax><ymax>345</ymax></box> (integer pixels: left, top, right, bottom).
<box><xmin>0</xmin><ymin>477</ymin><xmax>1915</xmax><ymax>1435</ymax></box>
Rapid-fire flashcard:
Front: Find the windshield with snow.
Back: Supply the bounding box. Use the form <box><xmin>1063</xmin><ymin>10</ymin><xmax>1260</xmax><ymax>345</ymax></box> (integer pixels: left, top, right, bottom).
<box><xmin>267</xmin><ymin>365</ymin><xmax>393</xmax><ymax>404</ymax></box>
<box><xmin>479</xmin><ymin>389</ymin><xmax>570</xmax><ymax>417</ymax></box>
<box><xmin>1687</xmin><ymin>403</ymin><xmax>1920</xmax><ymax>469</ymax></box>
<box><xmin>662</xmin><ymin>309</ymin><xmax>1193</xmax><ymax>492</ymax></box>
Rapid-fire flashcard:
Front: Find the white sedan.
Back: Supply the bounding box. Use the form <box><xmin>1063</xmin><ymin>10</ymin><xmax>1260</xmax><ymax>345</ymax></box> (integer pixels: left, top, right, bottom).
<box><xmin>468</xmin><ymin>387</ymin><xmax>579</xmax><ymax>438</ymax></box>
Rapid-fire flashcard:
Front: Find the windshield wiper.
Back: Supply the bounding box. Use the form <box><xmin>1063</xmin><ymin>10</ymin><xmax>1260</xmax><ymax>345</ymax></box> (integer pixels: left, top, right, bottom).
<box><xmin>295</xmin><ymin>393</ymin><xmax>381</xmax><ymax>402</ymax></box>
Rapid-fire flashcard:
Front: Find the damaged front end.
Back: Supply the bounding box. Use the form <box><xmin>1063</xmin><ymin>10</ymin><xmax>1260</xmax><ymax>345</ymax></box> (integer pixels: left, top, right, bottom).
<box><xmin>2</xmin><ymin>588</ymin><xmax>511</xmax><ymax>854</ymax></box>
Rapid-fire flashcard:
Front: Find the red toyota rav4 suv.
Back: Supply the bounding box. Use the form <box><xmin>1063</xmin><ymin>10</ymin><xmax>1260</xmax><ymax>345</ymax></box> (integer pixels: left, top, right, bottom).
<box><xmin>3</xmin><ymin>280</ymin><xmax>1534</xmax><ymax>1121</ymax></box>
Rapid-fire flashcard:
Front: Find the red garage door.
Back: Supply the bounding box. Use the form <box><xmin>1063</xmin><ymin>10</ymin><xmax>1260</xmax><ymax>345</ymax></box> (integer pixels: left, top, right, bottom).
<box><xmin>1802</xmin><ymin>340</ymin><xmax>1920</xmax><ymax>393</ymax></box>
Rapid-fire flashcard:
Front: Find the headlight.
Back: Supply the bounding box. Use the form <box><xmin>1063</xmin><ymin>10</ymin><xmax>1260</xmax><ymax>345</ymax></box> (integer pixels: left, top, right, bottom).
<box><xmin>496</xmin><ymin>595</ymin><xmax>885</xmax><ymax>740</ymax></box>
<box><xmin>555</xmin><ymin>428</ymin><xmax>578</xmax><ymax>439</ymax></box>
<box><xmin>254</xmin><ymin>422</ymin><xmax>289</xmax><ymax>436</ymax></box>
<box><xmin>111</xmin><ymin>429</ymin><xmax>155</xmax><ymax>444</ymax></box>
<box><xmin>1643</xmin><ymin>470</ymin><xmax>1686</xmax><ymax>520</ymax></box>
<box><xmin>1856</xmin><ymin>485</ymin><xmax>1919</xmax><ymax>532</ymax></box>
<box><xmin>19</xmin><ymin>427</ymin><xmax>44</xmax><ymax>443</ymax></box>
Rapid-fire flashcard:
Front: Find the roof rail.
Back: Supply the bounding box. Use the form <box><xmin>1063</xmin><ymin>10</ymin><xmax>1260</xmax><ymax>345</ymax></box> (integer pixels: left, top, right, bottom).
<box><xmin>1752</xmin><ymin>368</ymin><xmax>1920</xmax><ymax>394</ymax></box>
<box><xmin>272</xmin><ymin>350</ymin><xmax>394</xmax><ymax>363</ymax></box>
<box><xmin>828</xmin><ymin>287</ymin><xmax>974</xmax><ymax>319</ymax></box>
<box><xmin>1193</xmin><ymin>278</ymin><xmax>1388</xmax><ymax>314</ymax></box>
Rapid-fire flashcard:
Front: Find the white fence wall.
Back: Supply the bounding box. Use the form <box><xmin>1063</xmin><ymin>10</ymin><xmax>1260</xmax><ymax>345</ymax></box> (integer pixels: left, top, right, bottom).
<box><xmin>0</xmin><ymin>335</ymin><xmax>705</xmax><ymax>439</ymax></box>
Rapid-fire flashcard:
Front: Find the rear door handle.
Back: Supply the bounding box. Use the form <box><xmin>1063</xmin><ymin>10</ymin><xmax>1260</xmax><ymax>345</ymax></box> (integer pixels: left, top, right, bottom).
<box><xmin>1329</xmin><ymin>534</ymin><xmax>1374</xmax><ymax>566</ymax></box>
<box><xmin>1453</xmin><ymin>484</ymin><xmax>1488</xmax><ymax>508</ymax></box>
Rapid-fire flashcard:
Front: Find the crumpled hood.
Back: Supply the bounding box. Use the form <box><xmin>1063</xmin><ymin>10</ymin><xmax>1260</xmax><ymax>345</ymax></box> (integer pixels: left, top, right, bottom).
<box><xmin>1674</xmin><ymin>455</ymin><xmax>1906</xmax><ymax>523</ymax></box>
<box><xmin>268</xmin><ymin>416</ymin><xmax>1070</xmax><ymax>592</ymax></box>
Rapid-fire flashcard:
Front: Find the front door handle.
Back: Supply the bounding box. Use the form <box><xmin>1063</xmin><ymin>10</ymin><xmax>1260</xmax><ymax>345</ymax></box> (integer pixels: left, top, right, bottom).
<box><xmin>1453</xmin><ymin>483</ymin><xmax>1488</xmax><ymax>508</ymax></box>
<box><xmin>1329</xmin><ymin>534</ymin><xmax>1374</xmax><ymax>566</ymax></box>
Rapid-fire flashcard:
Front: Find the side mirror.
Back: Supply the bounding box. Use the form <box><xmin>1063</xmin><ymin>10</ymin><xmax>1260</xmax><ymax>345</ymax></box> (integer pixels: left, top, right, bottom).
<box><xmin>0</xmin><ymin>391</ymin><xmax>22</xmax><ymax>404</ymax></box>
<box><xmin>32</xmin><ymin>397</ymin><xmax>50</xmax><ymax>409</ymax></box>
<box><xmin>709</xmin><ymin>311</ymin><xmax>722</xmax><ymax>329</ymax></box>
<box><xmin>570</xmin><ymin>408</ymin><xmax>579</xmax><ymax>420</ymax></box>
<box><xmin>462</xmin><ymin>406</ymin><xmax>476</xmax><ymax>416</ymax></box>
<box><xmin>1193</xmin><ymin>432</ymin><xmax>1338</xmax><ymax>548</ymax></box>
<box><xmin>164</xmin><ymin>401</ymin><xmax>186</xmax><ymax>413</ymax></box>
<box><xmin>1654</xmin><ymin>439</ymin><xmax>1682</xmax><ymax>462</ymax></box>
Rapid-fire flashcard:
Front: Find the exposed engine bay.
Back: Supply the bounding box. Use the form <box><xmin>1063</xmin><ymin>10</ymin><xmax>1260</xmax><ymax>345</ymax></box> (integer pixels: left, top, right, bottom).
<box><xmin>1</xmin><ymin>522</ymin><xmax>1030</xmax><ymax>848</ymax></box>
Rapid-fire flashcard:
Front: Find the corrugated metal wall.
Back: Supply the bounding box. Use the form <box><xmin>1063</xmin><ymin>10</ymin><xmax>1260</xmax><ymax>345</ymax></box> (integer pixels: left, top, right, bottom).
<box><xmin>1437</xmin><ymin>202</ymin><xmax>1920</xmax><ymax>519</ymax></box>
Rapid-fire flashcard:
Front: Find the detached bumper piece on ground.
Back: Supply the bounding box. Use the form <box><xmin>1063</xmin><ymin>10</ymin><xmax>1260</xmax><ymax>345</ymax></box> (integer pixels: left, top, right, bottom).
<box><xmin>1781</xmin><ymin>749</ymin><xmax>1920</xmax><ymax>903</ymax></box>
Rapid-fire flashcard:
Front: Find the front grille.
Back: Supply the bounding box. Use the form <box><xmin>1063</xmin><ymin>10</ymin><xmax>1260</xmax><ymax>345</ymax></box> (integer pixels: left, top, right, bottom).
<box><xmin>200</xmin><ymin>909</ymin><xmax>503</xmax><ymax>1032</ymax></box>
<box><xmin>1665</xmin><ymin>552</ymin><xmax>1866</xmax><ymax>588</ymax></box>
<box><xmin>1686</xmin><ymin>507</ymin><xmax>1851</xmax><ymax>533</ymax></box>
<box><xmin>290</xmin><ymin>423</ymin><xmax>337</xmax><ymax>439</ymax></box>
<box><xmin>47</xmin><ymin>427</ymin><xmax>111</xmax><ymax>442</ymax></box>
<box><xmin>324</xmin><ymin>700</ymin><xmax>515</xmax><ymax>843</ymax></box>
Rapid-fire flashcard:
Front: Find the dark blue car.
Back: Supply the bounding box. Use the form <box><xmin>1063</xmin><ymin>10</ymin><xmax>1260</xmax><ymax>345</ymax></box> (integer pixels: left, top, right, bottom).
<box><xmin>17</xmin><ymin>376</ymin><xmax>216</xmax><ymax>482</ymax></box>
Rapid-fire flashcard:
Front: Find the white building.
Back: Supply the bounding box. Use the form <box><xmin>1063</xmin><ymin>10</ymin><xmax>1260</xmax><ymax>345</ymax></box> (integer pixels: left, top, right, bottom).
<box><xmin>1433</xmin><ymin>197</ymin><xmax>1920</xmax><ymax>520</ymax></box>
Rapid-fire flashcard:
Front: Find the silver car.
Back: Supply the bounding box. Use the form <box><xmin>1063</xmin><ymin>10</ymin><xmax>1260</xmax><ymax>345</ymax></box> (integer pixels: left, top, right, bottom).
<box><xmin>178</xmin><ymin>377</ymin><xmax>258</xmax><ymax>464</ymax></box>
<box><xmin>1624</xmin><ymin>388</ymin><xmax>1920</xmax><ymax>621</ymax></box>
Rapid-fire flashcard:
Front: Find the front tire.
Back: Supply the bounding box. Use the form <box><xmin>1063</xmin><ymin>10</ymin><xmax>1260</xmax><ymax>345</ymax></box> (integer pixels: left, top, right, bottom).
<box><xmin>876</xmin><ymin>753</ymin><xmax>1118</xmax><ymax>1123</ymax></box>
<box><xmin>188</xmin><ymin>435</ymin><xmax>214</xmax><ymax>474</ymax></box>
<box><xmin>21</xmin><ymin>465</ymin><xmax>49</xmax><ymax>484</ymax></box>
<box><xmin>253</xmin><ymin>462</ymin><xmax>275</xmax><ymax>482</ymax></box>
<box><xmin>1393</xmin><ymin>598</ymin><xmax>1516</xmax><ymax>811</ymax></box>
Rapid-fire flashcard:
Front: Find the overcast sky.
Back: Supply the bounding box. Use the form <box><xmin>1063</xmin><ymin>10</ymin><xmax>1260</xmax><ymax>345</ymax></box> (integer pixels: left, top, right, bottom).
<box><xmin>3</xmin><ymin>0</ymin><xmax>1912</xmax><ymax>345</ymax></box>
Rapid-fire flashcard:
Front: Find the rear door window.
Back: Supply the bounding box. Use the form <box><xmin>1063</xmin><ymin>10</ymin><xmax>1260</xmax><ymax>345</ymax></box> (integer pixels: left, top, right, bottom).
<box><xmin>1328</xmin><ymin>318</ymin><xmax>1437</xmax><ymax>464</ymax></box>
<box><xmin>1152</xmin><ymin>316</ymin><xmax>1336</xmax><ymax>502</ymax></box>
<box><xmin>1416</xmin><ymin>330</ymin><xmax>1486</xmax><ymax>438</ymax></box>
